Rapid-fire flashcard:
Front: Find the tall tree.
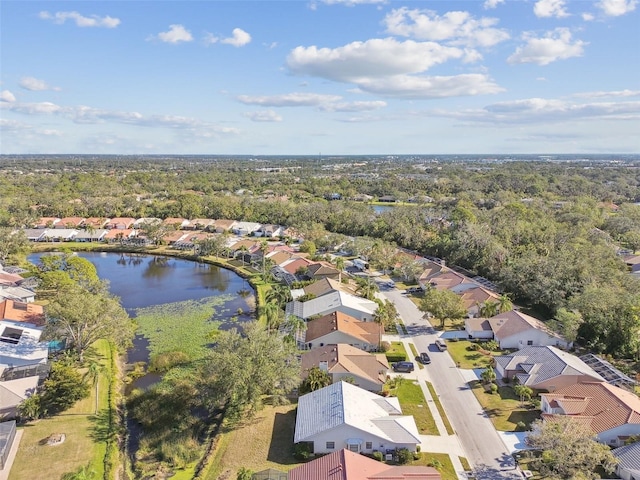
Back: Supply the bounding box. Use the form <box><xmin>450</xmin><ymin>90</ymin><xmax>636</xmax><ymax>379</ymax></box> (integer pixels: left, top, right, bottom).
<box><xmin>373</xmin><ymin>299</ymin><xmax>399</xmax><ymax>331</ymax></box>
<box><xmin>299</xmin><ymin>366</ymin><xmax>332</xmax><ymax>394</ymax></box>
<box><xmin>45</xmin><ymin>288</ymin><xmax>134</xmax><ymax>362</ymax></box>
<box><xmin>200</xmin><ymin>322</ymin><xmax>300</xmax><ymax>420</ymax></box>
<box><xmin>526</xmin><ymin>417</ymin><xmax>618</xmax><ymax>479</ymax></box>
<box><xmin>419</xmin><ymin>288</ymin><xmax>467</xmax><ymax>329</ymax></box>
<box><xmin>0</xmin><ymin>227</ymin><xmax>29</xmax><ymax>263</ymax></box>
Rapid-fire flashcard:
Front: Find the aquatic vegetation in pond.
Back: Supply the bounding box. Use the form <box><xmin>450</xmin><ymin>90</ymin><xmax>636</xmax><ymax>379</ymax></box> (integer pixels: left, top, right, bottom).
<box><xmin>134</xmin><ymin>296</ymin><xmax>233</xmax><ymax>360</ymax></box>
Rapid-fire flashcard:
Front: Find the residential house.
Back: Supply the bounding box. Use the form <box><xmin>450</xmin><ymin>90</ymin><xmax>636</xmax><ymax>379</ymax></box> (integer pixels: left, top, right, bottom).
<box><xmin>294</xmin><ymin>381</ymin><xmax>421</xmax><ymax>454</ymax></box>
<box><xmin>254</xmin><ymin>224</ymin><xmax>285</xmax><ymax>238</ymax></box>
<box><xmin>298</xmin><ymin>278</ymin><xmax>358</xmax><ymax>299</ymax></box>
<box><xmin>0</xmin><ymin>300</ymin><xmax>45</xmax><ymax>327</ymax></box>
<box><xmin>212</xmin><ymin>219</ymin><xmax>237</xmax><ymax>233</ymax></box>
<box><xmin>106</xmin><ymin>217</ymin><xmax>136</xmax><ymax>230</ymax></box>
<box><xmin>377</xmin><ymin>195</ymin><xmax>397</xmax><ymax>203</ymax></box>
<box><xmin>612</xmin><ymin>441</ymin><xmax>640</xmax><ymax>480</ymax></box>
<box><xmin>84</xmin><ymin>217</ymin><xmax>110</xmax><ymax>229</ymax></box>
<box><xmin>464</xmin><ymin>317</ymin><xmax>494</xmax><ymax>341</ymax></box>
<box><xmin>459</xmin><ymin>286</ymin><xmax>501</xmax><ymax>318</ymax></box>
<box><xmin>232</xmin><ymin>221</ymin><xmax>262</xmax><ymax>236</ymax></box>
<box><xmin>22</xmin><ymin>229</ymin><xmax>46</xmax><ymax>242</ymax></box>
<box><xmin>288</xmin><ymin>448</ymin><xmax>441</xmax><ymax>480</ymax></box>
<box><xmin>0</xmin><ymin>376</ymin><xmax>40</xmax><ymax>420</ymax></box>
<box><xmin>55</xmin><ymin>217</ymin><xmax>85</xmax><ymax>229</ymax></box>
<box><xmin>33</xmin><ymin>217</ymin><xmax>60</xmax><ymax>229</ymax></box>
<box><xmin>41</xmin><ymin>229</ymin><xmax>78</xmax><ymax>242</ymax></box>
<box><xmin>494</xmin><ymin>346</ymin><xmax>604</xmax><ymax>392</ymax></box>
<box><xmin>133</xmin><ymin>218</ymin><xmax>162</xmax><ymax>229</ymax></box>
<box><xmin>188</xmin><ymin>219</ymin><xmax>215</xmax><ymax>231</ymax></box>
<box><xmin>279</xmin><ymin>257</ymin><xmax>316</xmax><ymax>279</ymax></box>
<box><xmin>304</xmin><ymin>311</ymin><xmax>382</xmax><ymax>351</ymax></box>
<box><xmin>163</xmin><ymin>218</ymin><xmax>191</xmax><ymax>230</ymax></box>
<box><xmin>301</xmin><ymin>344</ymin><xmax>388</xmax><ymax>392</ymax></box>
<box><xmin>306</xmin><ymin>262</ymin><xmax>341</xmax><ymax>281</ymax></box>
<box><xmin>0</xmin><ymin>318</ymin><xmax>48</xmax><ymax>369</ymax></box>
<box><xmin>74</xmin><ymin>229</ymin><xmax>107</xmax><ymax>243</ymax></box>
<box><xmin>104</xmin><ymin>229</ymin><xmax>136</xmax><ymax>243</ymax></box>
<box><xmin>0</xmin><ymin>287</ymin><xmax>36</xmax><ymax>304</ymax></box>
<box><xmin>491</xmin><ymin>310</ymin><xmax>570</xmax><ymax>349</ymax></box>
<box><xmin>540</xmin><ymin>382</ymin><xmax>640</xmax><ymax>446</ymax></box>
<box><xmin>426</xmin><ymin>270</ymin><xmax>471</xmax><ymax>291</ymax></box>
<box><xmin>161</xmin><ymin>230</ymin><xmax>189</xmax><ymax>245</ymax></box>
<box><xmin>286</xmin><ymin>290</ymin><xmax>378</xmax><ymax>322</ymax></box>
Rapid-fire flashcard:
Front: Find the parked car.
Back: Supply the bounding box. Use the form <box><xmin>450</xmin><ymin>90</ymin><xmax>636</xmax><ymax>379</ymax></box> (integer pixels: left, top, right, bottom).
<box><xmin>405</xmin><ymin>286</ymin><xmax>422</xmax><ymax>294</ymax></box>
<box><xmin>435</xmin><ymin>339</ymin><xmax>447</xmax><ymax>351</ymax></box>
<box><xmin>392</xmin><ymin>361</ymin><xmax>415</xmax><ymax>373</ymax></box>
<box><xmin>418</xmin><ymin>352</ymin><xmax>431</xmax><ymax>364</ymax></box>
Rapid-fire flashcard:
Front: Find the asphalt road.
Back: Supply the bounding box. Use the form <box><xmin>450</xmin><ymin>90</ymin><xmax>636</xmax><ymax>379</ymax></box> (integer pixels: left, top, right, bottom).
<box><xmin>381</xmin><ymin>286</ymin><xmax>523</xmax><ymax>480</ymax></box>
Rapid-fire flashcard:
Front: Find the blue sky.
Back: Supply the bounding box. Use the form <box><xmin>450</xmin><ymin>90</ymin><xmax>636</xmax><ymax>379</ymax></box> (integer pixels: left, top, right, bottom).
<box><xmin>1</xmin><ymin>0</ymin><xmax>639</xmax><ymax>155</ymax></box>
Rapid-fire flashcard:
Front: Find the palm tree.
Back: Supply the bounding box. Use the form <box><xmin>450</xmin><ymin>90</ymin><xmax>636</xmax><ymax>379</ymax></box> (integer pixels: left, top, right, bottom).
<box><xmin>497</xmin><ymin>294</ymin><xmax>513</xmax><ymax>314</ymax></box>
<box><xmin>237</xmin><ymin>245</ymin><xmax>248</xmax><ymax>266</ymax></box>
<box><xmin>283</xmin><ymin>314</ymin><xmax>307</xmax><ymax>344</ymax></box>
<box><xmin>478</xmin><ymin>300</ymin><xmax>498</xmax><ymax>318</ymax></box>
<box><xmin>262</xmin><ymin>302</ymin><xmax>283</xmax><ymax>332</ymax></box>
<box><xmin>355</xmin><ymin>277</ymin><xmax>378</xmax><ymax>300</ymax></box>
<box><xmin>266</xmin><ymin>284</ymin><xmax>292</xmax><ymax>308</ymax></box>
<box><xmin>514</xmin><ymin>384</ymin><xmax>533</xmax><ymax>407</ymax></box>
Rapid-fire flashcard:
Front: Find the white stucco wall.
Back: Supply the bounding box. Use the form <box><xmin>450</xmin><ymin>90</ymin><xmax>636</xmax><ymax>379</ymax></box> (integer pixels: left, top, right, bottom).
<box><xmin>499</xmin><ymin>329</ymin><xmax>570</xmax><ymax>350</ymax></box>
<box><xmin>597</xmin><ymin>423</ymin><xmax>640</xmax><ymax>446</ymax></box>
<box><xmin>305</xmin><ymin>425</ymin><xmax>417</xmax><ymax>454</ymax></box>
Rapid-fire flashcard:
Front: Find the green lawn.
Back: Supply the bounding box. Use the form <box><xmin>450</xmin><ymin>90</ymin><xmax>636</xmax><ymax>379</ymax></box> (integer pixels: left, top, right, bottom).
<box><xmin>446</xmin><ymin>340</ymin><xmax>504</xmax><ymax>369</ymax></box>
<box><xmin>386</xmin><ymin>341</ymin><xmax>408</xmax><ymax>362</ymax></box>
<box><xmin>426</xmin><ymin>382</ymin><xmax>454</xmax><ymax>435</ymax></box>
<box><xmin>470</xmin><ymin>381</ymin><xmax>540</xmax><ymax>431</ymax></box>
<box><xmin>10</xmin><ymin>340</ymin><xmax>114</xmax><ymax>480</ymax></box>
<box><xmin>396</xmin><ymin>381</ymin><xmax>439</xmax><ymax>435</ymax></box>
<box><xmin>408</xmin><ymin>343</ymin><xmax>424</xmax><ymax>369</ymax></box>
<box><xmin>410</xmin><ymin>452</ymin><xmax>459</xmax><ymax>480</ymax></box>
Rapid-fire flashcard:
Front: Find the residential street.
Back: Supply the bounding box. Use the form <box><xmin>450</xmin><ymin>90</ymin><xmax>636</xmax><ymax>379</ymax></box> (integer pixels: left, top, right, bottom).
<box><xmin>380</xmin><ymin>286</ymin><xmax>523</xmax><ymax>480</ymax></box>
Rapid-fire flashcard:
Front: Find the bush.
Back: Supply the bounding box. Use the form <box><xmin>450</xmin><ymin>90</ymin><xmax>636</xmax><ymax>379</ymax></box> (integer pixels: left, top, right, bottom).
<box><xmin>515</xmin><ymin>421</ymin><xmax>527</xmax><ymax>432</ymax></box>
<box><xmin>379</xmin><ymin>341</ymin><xmax>391</xmax><ymax>353</ymax></box>
<box><xmin>372</xmin><ymin>451</ymin><xmax>384</xmax><ymax>462</ymax></box>
<box><xmin>396</xmin><ymin>448</ymin><xmax>412</xmax><ymax>465</ymax></box>
<box><xmin>293</xmin><ymin>442</ymin><xmax>312</xmax><ymax>461</ymax></box>
<box><xmin>385</xmin><ymin>354</ymin><xmax>407</xmax><ymax>363</ymax></box>
<box><xmin>483</xmin><ymin>340</ymin><xmax>500</xmax><ymax>352</ymax></box>
<box><xmin>148</xmin><ymin>351</ymin><xmax>190</xmax><ymax>372</ymax></box>
<box><xmin>490</xmin><ymin>383</ymin><xmax>499</xmax><ymax>395</ymax></box>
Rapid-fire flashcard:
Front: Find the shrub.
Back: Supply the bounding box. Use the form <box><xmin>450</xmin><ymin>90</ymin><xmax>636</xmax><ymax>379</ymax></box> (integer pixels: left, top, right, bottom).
<box><xmin>385</xmin><ymin>354</ymin><xmax>407</xmax><ymax>363</ymax></box>
<box><xmin>483</xmin><ymin>340</ymin><xmax>500</xmax><ymax>352</ymax></box>
<box><xmin>372</xmin><ymin>451</ymin><xmax>384</xmax><ymax>462</ymax></box>
<box><xmin>515</xmin><ymin>421</ymin><xmax>527</xmax><ymax>432</ymax></box>
<box><xmin>148</xmin><ymin>351</ymin><xmax>190</xmax><ymax>372</ymax></box>
<box><xmin>490</xmin><ymin>383</ymin><xmax>499</xmax><ymax>395</ymax></box>
<box><xmin>396</xmin><ymin>448</ymin><xmax>412</xmax><ymax>465</ymax></box>
<box><xmin>293</xmin><ymin>442</ymin><xmax>312</xmax><ymax>461</ymax></box>
<box><xmin>379</xmin><ymin>341</ymin><xmax>391</xmax><ymax>353</ymax></box>
<box><xmin>416</xmin><ymin>445</ymin><xmax>421</xmax><ymax>453</ymax></box>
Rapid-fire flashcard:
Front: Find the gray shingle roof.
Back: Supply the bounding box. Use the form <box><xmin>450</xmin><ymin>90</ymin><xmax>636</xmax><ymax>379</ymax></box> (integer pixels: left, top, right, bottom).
<box><xmin>613</xmin><ymin>441</ymin><xmax>640</xmax><ymax>473</ymax></box>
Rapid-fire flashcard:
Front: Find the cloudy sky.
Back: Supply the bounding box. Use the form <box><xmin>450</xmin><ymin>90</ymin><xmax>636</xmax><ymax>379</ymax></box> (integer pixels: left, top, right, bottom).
<box><xmin>1</xmin><ymin>0</ymin><xmax>639</xmax><ymax>155</ymax></box>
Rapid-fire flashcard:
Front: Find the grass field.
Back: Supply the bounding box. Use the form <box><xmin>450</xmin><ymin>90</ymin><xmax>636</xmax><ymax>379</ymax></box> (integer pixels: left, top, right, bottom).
<box><xmin>426</xmin><ymin>381</ymin><xmax>454</xmax><ymax>435</ymax></box>
<box><xmin>10</xmin><ymin>340</ymin><xmax>113</xmax><ymax>480</ymax></box>
<box><xmin>470</xmin><ymin>381</ymin><xmax>540</xmax><ymax>431</ymax></box>
<box><xmin>446</xmin><ymin>340</ymin><xmax>503</xmax><ymax>369</ymax></box>
<box><xmin>205</xmin><ymin>402</ymin><xmax>299</xmax><ymax>480</ymax></box>
<box><xmin>396</xmin><ymin>381</ymin><xmax>439</xmax><ymax>435</ymax></box>
<box><xmin>410</xmin><ymin>452</ymin><xmax>459</xmax><ymax>480</ymax></box>
<box><xmin>386</xmin><ymin>341</ymin><xmax>408</xmax><ymax>362</ymax></box>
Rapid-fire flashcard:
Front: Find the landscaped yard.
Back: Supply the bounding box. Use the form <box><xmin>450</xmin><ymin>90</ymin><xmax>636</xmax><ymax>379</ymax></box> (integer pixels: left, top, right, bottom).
<box><xmin>385</xmin><ymin>341</ymin><xmax>408</xmax><ymax>362</ymax></box>
<box><xmin>446</xmin><ymin>340</ymin><xmax>504</xmax><ymax>369</ymax></box>
<box><xmin>395</xmin><ymin>380</ymin><xmax>439</xmax><ymax>435</ymax></box>
<box><xmin>410</xmin><ymin>452</ymin><xmax>459</xmax><ymax>480</ymax></box>
<box><xmin>205</xmin><ymin>402</ymin><xmax>299</xmax><ymax>480</ymax></box>
<box><xmin>470</xmin><ymin>381</ymin><xmax>540</xmax><ymax>431</ymax></box>
<box><xmin>10</xmin><ymin>340</ymin><xmax>114</xmax><ymax>480</ymax></box>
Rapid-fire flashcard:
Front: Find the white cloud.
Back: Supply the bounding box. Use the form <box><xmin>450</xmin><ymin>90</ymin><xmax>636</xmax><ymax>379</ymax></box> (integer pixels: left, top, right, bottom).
<box><xmin>236</xmin><ymin>92</ymin><xmax>342</xmax><ymax>107</ymax></box>
<box><xmin>582</xmin><ymin>12</ymin><xmax>596</xmax><ymax>20</ymax></box>
<box><xmin>596</xmin><ymin>0</ymin><xmax>637</xmax><ymax>16</ymax></box>
<box><xmin>221</xmin><ymin>28</ymin><xmax>252</xmax><ymax>47</ymax></box>
<box><xmin>243</xmin><ymin>110</ymin><xmax>283</xmax><ymax>122</ymax></box>
<box><xmin>356</xmin><ymin>73</ymin><xmax>504</xmax><ymax>98</ymax></box>
<box><xmin>320</xmin><ymin>100</ymin><xmax>387</xmax><ymax>112</ymax></box>
<box><xmin>287</xmin><ymin>38</ymin><xmax>464</xmax><ymax>82</ymax></box>
<box><xmin>507</xmin><ymin>28</ymin><xmax>586</xmax><ymax>65</ymax></box>
<box><xmin>152</xmin><ymin>24</ymin><xmax>193</xmax><ymax>44</ymax></box>
<box><xmin>19</xmin><ymin>77</ymin><xmax>61</xmax><ymax>91</ymax></box>
<box><xmin>0</xmin><ymin>119</ymin><xmax>31</xmax><ymax>131</ymax></box>
<box><xmin>39</xmin><ymin>11</ymin><xmax>120</xmax><ymax>28</ymax></box>
<box><xmin>1</xmin><ymin>90</ymin><xmax>16</xmax><ymax>102</ymax></box>
<box><xmin>483</xmin><ymin>0</ymin><xmax>505</xmax><ymax>9</ymax></box>
<box><xmin>383</xmin><ymin>8</ymin><xmax>510</xmax><ymax>48</ymax></box>
<box><xmin>430</xmin><ymin>97</ymin><xmax>640</xmax><ymax>124</ymax></box>
<box><xmin>534</xmin><ymin>0</ymin><xmax>570</xmax><ymax>18</ymax></box>
<box><xmin>203</xmin><ymin>32</ymin><xmax>219</xmax><ymax>45</ymax></box>
<box><xmin>573</xmin><ymin>89</ymin><xmax>640</xmax><ymax>98</ymax></box>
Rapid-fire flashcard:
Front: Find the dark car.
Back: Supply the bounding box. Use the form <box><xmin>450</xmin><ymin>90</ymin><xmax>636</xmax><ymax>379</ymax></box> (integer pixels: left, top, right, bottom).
<box><xmin>418</xmin><ymin>352</ymin><xmax>431</xmax><ymax>364</ymax></box>
<box><xmin>392</xmin><ymin>361</ymin><xmax>415</xmax><ymax>373</ymax></box>
<box><xmin>405</xmin><ymin>287</ymin><xmax>422</xmax><ymax>294</ymax></box>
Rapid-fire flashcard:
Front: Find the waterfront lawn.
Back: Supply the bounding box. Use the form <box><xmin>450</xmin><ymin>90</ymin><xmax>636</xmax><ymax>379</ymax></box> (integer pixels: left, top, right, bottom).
<box><xmin>396</xmin><ymin>381</ymin><xmax>438</xmax><ymax>435</ymax></box>
<box><xmin>470</xmin><ymin>381</ymin><xmax>540</xmax><ymax>431</ymax></box>
<box><xmin>205</xmin><ymin>402</ymin><xmax>299</xmax><ymax>480</ymax></box>
<box><xmin>446</xmin><ymin>340</ymin><xmax>503</xmax><ymax>369</ymax></box>
<box><xmin>10</xmin><ymin>340</ymin><xmax>113</xmax><ymax>480</ymax></box>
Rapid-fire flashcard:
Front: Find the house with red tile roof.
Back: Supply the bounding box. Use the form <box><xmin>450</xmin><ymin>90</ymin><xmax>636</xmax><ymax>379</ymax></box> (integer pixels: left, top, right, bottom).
<box><xmin>304</xmin><ymin>311</ymin><xmax>382</xmax><ymax>352</ymax></box>
<box><xmin>301</xmin><ymin>344</ymin><xmax>389</xmax><ymax>392</ymax></box>
<box><xmin>84</xmin><ymin>217</ymin><xmax>110</xmax><ymax>229</ymax></box>
<box><xmin>104</xmin><ymin>229</ymin><xmax>136</xmax><ymax>243</ymax></box>
<box><xmin>288</xmin><ymin>449</ymin><xmax>441</xmax><ymax>480</ymax></box>
<box><xmin>55</xmin><ymin>217</ymin><xmax>86</xmax><ymax>228</ymax></box>
<box><xmin>106</xmin><ymin>217</ymin><xmax>136</xmax><ymax>229</ymax></box>
<box><xmin>307</xmin><ymin>261</ymin><xmax>341</xmax><ymax>281</ymax></box>
<box><xmin>34</xmin><ymin>217</ymin><xmax>60</xmax><ymax>229</ymax></box>
<box><xmin>0</xmin><ymin>300</ymin><xmax>45</xmax><ymax>327</ymax></box>
<box><xmin>212</xmin><ymin>219</ymin><xmax>237</xmax><ymax>233</ymax></box>
<box><xmin>540</xmin><ymin>382</ymin><xmax>640</xmax><ymax>446</ymax></box>
<box><xmin>162</xmin><ymin>218</ymin><xmax>191</xmax><ymax>230</ymax></box>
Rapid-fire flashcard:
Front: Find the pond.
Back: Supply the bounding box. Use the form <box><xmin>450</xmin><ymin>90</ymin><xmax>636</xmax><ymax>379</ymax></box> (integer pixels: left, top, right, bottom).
<box><xmin>29</xmin><ymin>251</ymin><xmax>255</xmax><ymax>369</ymax></box>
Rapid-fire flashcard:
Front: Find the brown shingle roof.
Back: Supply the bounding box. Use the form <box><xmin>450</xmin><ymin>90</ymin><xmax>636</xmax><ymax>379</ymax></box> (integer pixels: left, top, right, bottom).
<box><xmin>542</xmin><ymin>382</ymin><xmax>640</xmax><ymax>434</ymax></box>
<box><xmin>0</xmin><ymin>300</ymin><xmax>45</xmax><ymax>326</ymax></box>
<box><xmin>489</xmin><ymin>310</ymin><xmax>563</xmax><ymax>341</ymax></box>
<box><xmin>303</xmin><ymin>278</ymin><xmax>358</xmax><ymax>298</ymax></box>
<box><xmin>460</xmin><ymin>286</ymin><xmax>500</xmax><ymax>309</ymax></box>
<box><xmin>305</xmin><ymin>311</ymin><xmax>382</xmax><ymax>346</ymax></box>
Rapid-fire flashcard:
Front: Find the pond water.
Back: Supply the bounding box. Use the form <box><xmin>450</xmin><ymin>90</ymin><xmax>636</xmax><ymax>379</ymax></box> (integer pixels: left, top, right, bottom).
<box><xmin>29</xmin><ymin>251</ymin><xmax>255</xmax><ymax>366</ymax></box>
<box><xmin>372</xmin><ymin>204</ymin><xmax>396</xmax><ymax>214</ymax></box>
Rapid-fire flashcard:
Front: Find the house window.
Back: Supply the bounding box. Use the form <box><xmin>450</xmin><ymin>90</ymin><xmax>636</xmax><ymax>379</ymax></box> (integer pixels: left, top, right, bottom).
<box><xmin>326</xmin><ymin>441</ymin><xmax>335</xmax><ymax>449</ymax></box>
<box><xmin>348</xmin><ymin>444</ymin><xmax>359</xmax><ymax>452</ymax></box>
<box><xmin>527</xmin><ymin>340</ymin><xmax>533</xmax><ymax>346</ymax></box>
<box><xmin>365</xmin><ymin>442</ymin><xmax>372</xmax><ymax>449</ymax></box>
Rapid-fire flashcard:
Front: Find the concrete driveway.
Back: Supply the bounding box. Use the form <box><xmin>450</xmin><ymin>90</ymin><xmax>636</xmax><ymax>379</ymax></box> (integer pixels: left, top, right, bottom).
<box><xmin>382</xmin><ymin>288</ymin><xmax>523</xmax><ymax>480</ymax></box>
